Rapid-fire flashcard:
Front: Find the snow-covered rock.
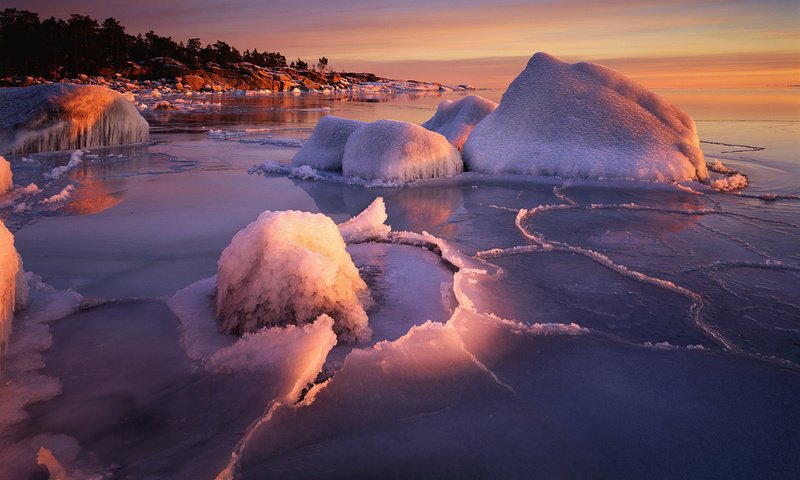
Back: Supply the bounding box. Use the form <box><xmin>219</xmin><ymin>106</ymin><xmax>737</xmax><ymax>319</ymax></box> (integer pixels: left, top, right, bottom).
<box><xmin>0</xmin><ymin>156</ymin><xmax>11</xmax><ymax>194</ymax></box>
<box><xmin>1</xmin><ymin>221</ymin><xmax>20</xmax><ymax>366</ymax></box>
<box><xmin>0</xmin><ymin>84</ymin><xmax>149</xmax><ymax>154</ymax></box>
<box><xmin>463</xmin><ymin>52</ymin><xmax>707</xmax><ymax>182</ymax></box>
<box><xmin>342</xmin><ymin>120</ymin><xmax>462</xmax><ymax>183</ymax></box>
<box><xmin>292</xmin><ymin>116</ymin><xmax>365</xmax><ymax>171</ymax></box>
<box><xmin>422</xmin><ymin>95</ymin><xmax>497</xmax><ymax>151</ymax></box>
<box><xmin>215</xmin><ymin>210</ymin><xmax>372</xmax><ymax>343</ymax></box>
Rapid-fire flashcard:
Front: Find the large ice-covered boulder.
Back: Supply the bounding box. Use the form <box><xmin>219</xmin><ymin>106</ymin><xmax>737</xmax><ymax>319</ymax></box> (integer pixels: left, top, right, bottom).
<box><xmin>292</xmin><ymin>116</ymin><xmax>365</xmax><ymax>171</ymax></box>
<box><xmin>0</xmin><ymin>84</ymin><xmax>149</xmax><ymax>154</ymax></box>
<box><xmin>215</xmin><ymin>210</ymin><xmax>372</xmax><ymax>343</ymax></box>
<box><xmin>463</xmin><ymin>52</ymin><xmax>707</xmax><ymax>182</ymax></box>
<box><xmin>0</xmin><ymin>156</ymin><xmax>11</xmax><ymax>194</ymax></box>
<box><xmin>1</xmin><ymin>221</ymin><xmax>21</xmax><ymax>367</ymax></box>
<box><xmin>422</xmin><ymin>95</ymin><xmax>497</xmax><ymax>151</ymax></box>
<box><xmin>342</xmin><ymin>119</ymin><xmax>462</xmax><ymax>183</ymax></box>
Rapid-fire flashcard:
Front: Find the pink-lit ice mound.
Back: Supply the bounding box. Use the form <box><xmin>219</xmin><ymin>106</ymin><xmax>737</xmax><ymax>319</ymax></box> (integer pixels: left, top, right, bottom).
<box><xmin>342</xmin><ymin>119</ymin><xmax>462</xmax><ymax>183</ymax></box>
<box><xmin>0</xmin><ymin>156</ymin><xmax>11</xmax><ymax>194</ymax></box>
<box><xmin>1</xmin><ymin>221</ymin><xmax>21</xmax><ymax>367</ymax></box>
<box><xmin>0</xmin><ymin>84</ymin><xmax>149</xmax><ymax>154</ymax></box>
<box><xmin>292</xmin><ymin>116</ymin><xmax>365</xmax><ymax>171</ymax></box>
<box><xmin>422</xmin><ymin>95</ymin><xmax>497</xmax><ymax>151</ymax></box>
<box><xmin>215</xmin><ymin>210</ymin><xmax>372</xmax><ymax>343</ymax></box>
<box><xmin>463</xmin><ymin>52</ymin><xmax>708</xmax><ymax>182</ymax></box>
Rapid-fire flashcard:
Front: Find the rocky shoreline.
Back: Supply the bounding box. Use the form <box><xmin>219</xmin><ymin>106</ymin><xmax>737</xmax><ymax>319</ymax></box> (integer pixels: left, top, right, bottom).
<box><xmin>1</xmin><ymin>57</ymin><xmax>475</xmax><ymax>96</ymax></box>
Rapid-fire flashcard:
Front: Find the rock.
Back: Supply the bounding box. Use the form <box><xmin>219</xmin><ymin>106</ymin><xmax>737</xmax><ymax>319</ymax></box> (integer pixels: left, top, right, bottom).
<box><xmin>292</xmin><ymin>116</ymin><xmax>366</xmax><ymax>171</ymax></box>
<box><xmin>0</xmin><ymin>84</ymin><xmax>149</xmax><ymax>154</ymax></box>
<box><xmin>422</xmin><ymin>95</ymin><xmax>498</xmax><ymax>151</ymax></box>
<box><xmin>342</xmin><ymin>119</ymin><xmax>463</xmax><ymax>183</ymax></box>
<box><xmin>182</xmin><ymin>75</ymin><xmax>205</xmax><ymax>90</ymax></box>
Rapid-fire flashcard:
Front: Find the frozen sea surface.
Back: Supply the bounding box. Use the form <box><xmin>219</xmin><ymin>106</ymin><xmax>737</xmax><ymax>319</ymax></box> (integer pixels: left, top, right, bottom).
<box><xmin>1</xmin><ymin>90</ymin><xmax>798</xmax><ymax>479</ymax></box>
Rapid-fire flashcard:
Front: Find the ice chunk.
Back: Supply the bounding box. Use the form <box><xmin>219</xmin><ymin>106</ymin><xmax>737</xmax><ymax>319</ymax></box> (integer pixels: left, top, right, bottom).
<box><xmin>0</xmin><ymin>155</ymin><xmax>11</xmax><ymax>194</ymax></box>
<box><xmin>711</xmin><ymin>173</ymin><xmax>748</xmax><ymax>191</ymax></box>
<box><xmin>209</xmin><ymin>314</ymin><xmax>337</xmax><ymax>380</ymax></box>
<box><xmin>422</xmin><ymin>95</ymin><xmax>498</xmax><ymax>151</ymax></box>
<box><xmin>215</xmin><ymin>210</ymin><xmax>372</xmax><ymax>343</ymax></box>
<box><xmin>0</xmin><ymin>84</ymin><xmax>149</xmax><ymax>154</ymax></box>
<box><xmin>342</xmin><ymin>119</ymin><xmax>463</xmax><ymax>183</ymax></box>
<box><xmin>292</xmin><ymin>116</ymin><xmax>365</xmax><ymax>171</ymax></box>
<box><xmin>463</xmin><ymin>52</ymin><xmax>707</xmax><ymax>182</ymax></box>
<box><xmin>337</xmin><ymin>197</ymin><xmax>391</xmax><ymax>243</ymax></box>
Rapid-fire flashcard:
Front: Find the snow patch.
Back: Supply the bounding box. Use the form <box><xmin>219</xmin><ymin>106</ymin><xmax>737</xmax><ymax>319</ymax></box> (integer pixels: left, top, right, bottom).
<box><xmin>43</xmin><ymin>149</ymin><xmax>83</xmax><ymax>180</ymax></box>
<box><xmin>711</xmin><ymin>173</ymin><xmax>748</xmax><ymax>192</ymax></box>
<box><xmin>41</xmin><ymin>185</ymin><xmax>75</xmax><ymax>204</ymax></box>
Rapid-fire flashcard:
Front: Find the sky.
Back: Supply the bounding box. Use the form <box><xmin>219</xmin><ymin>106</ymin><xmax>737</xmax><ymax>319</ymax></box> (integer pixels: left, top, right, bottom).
<box><xmin>11</xmin><ymin>0</ymin><xmax>800</xmax><ymax>88</ymax></box>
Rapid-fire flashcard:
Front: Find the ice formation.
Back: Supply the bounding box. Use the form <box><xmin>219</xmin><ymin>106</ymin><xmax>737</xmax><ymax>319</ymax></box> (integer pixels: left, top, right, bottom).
<box><xmin>422</xmin><ymin>95</ymin><xmax>498</xmax><ymax>150</ymax></box>
<box><xmin>215</xmin><ymin>210</ymin><xmax>372</xmax><ymax>343</ymax></box>
<box><xmin>337</xmin><ymin>197</ymin><xmax>391</xmax><ymax>243</ymax></box>
<box><xmin>0</xmin><ymin>221</ymin><xmax>20</xmax><ymax>367</ymax></box>
<box><xmin>463</xmin><ymin>52</ymin><xmax>708</xmax><ymax>182</ymax></box>
<box><xmin>0</xmin><ymin>155</ymin><xmax>11</xmax><ymax>195</ymax></box>
<box><xmin>292</xmin><ymin>116</ymin><xmax>365</xmax><ymax>171</ymax></box>
<box><xmin>0</xmin><ymin>84</ymin><xmax>149</xmax><ymax>154</ymax></box>
<box><xmin>342</xmin><ymin>119</ymin><xmax>463</xmax><ymax>183</ymax></box>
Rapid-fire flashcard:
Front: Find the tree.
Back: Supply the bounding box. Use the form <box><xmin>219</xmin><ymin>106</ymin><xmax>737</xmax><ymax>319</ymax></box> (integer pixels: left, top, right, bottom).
<box><xmin>100</xmin><ymin>17</ymin><xmax>129</xmax><ymax>67</ymax></box>
<box><xmin>294</xmin><ymin>58</ymin><xmax>308</xmax><ymax>70</ymax></box>
<box><xmin>317</xmin><ymin>56</ymin><xmax>328</xmax><ymax>73</ymax></box>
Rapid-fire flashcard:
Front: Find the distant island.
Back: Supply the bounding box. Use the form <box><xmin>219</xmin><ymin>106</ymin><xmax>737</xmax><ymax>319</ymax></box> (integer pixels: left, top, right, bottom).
<box><xmin>0</xmin><ymin>8</ymin><xmax>474</xmax><ymax>94</ymax></box>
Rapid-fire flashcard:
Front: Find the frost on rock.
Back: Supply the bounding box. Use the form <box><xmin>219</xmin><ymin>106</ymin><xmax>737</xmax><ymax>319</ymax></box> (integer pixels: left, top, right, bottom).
<box><xmin>337</xmin><ymin>197</ymin><xmax>391</xmax><ymax>243</ymax></box>
<box><xmin>215</xmin><ymin>210</ymin><xmax>372</xmax><ymax>343</ymax></box>
<box><xmin>0</xmin><ymin>84</ymin><xmax>149</xmax><ymax>154</ymax></box>
<box><xmin>1</xmin><ymin>221</ymin><xmax>20</xmax><ymax>367</ymax></box>
<box><xmin>463</xmin><ymin>52</ymin><xmax>708</xmax><ymax>182</ymax></box>
<box><xmin>422</xmin><ymin>95</ymin><xmax>498</xmax><ymax>151</ymax></box>
<box><xmin>0</xmin><ymin>156</ymin><xmax>11</xmax><ymax>194</ymax></box>
<box><xmin>342</xmin><ymin>119</ymin><xmax>463</xmax><ymax>183</ymax></box>
<box><xmin>292</xmin><ymin>116</ymin><xmax>365</xmax><ymax>171</ymax></box>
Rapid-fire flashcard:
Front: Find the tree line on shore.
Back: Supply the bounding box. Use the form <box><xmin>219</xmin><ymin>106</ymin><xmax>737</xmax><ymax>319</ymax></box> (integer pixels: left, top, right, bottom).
<box><xmin>0</xmin><ymin>8</ymin><xmax>327</xmax><ymax>79</ymax></box>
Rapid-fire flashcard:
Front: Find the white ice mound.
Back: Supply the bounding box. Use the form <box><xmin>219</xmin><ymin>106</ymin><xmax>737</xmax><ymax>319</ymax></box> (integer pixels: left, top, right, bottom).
<box><xmin>1</xmin><ymin>221</ymin><xmax>20</xmax><ymax>366</ymax></box>
<box><xmin>463</xmin><ymin>52</ymin><xmax>708</xmax><ymax>182</ymax></box>
<box><xmin>0</xmin><ymin>84</ymin><xmax>149</xmax><ymax>154</ymax></box>
<box><xmin>0</xmin><ymin>156</ymin><xmax>11</xmax><ymax>194</ymax></box>
<box><xmin>215</xmin><ymin>210</ymin><xmax>372</xmax><ymax>343</ymax></box>
<box><xmin>342</xmin><ymin>119</ymin><xmax>463</xmax><ymax>183</ymax></box>
<box><xmin>337</xmin><ymin>197</ymin><xmax>391</xmax><ymax>243</ymax></box>
<box><xmin>292</xmin><ymin>116</ymin><xmax>365</xmax><ymax>171</ymax></box>
<box><xmin>422</xmin><ymin>95</ymin><xmax>498</xmax><ymax>151</ymax></box>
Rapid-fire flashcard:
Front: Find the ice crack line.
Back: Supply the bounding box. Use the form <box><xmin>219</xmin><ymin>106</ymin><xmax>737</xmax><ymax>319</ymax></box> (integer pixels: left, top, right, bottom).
<box><xmin>513</xmin><ymin>203</ymin><xmax>738</xmax><ymax>352</ymax></box>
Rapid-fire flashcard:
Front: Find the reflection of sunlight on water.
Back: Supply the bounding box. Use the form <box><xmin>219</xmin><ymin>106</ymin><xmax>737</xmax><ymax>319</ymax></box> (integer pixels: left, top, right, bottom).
<box><xmin>386</xmin><ymin>187</ymin><xmax>463</xmax><ymax>233</ymax></box>
<box><xmin>62</xmin><ymin>178</ymin><xmax>125</xmax><ymax>215</ymax></box>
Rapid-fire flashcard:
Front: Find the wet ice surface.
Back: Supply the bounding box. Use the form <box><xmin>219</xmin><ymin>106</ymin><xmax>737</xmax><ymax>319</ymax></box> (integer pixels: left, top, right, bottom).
<box><xmin>1</xmin><ymin>92</ymin><xmax>799</xmax><ymax>478</ymax></box>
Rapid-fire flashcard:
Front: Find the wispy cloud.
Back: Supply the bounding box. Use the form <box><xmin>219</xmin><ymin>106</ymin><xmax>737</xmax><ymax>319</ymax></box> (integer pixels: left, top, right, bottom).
<box><xmin>15</xmin><ymin>0</ymin><xmax>800</xmax><ymax>87</ymax></box>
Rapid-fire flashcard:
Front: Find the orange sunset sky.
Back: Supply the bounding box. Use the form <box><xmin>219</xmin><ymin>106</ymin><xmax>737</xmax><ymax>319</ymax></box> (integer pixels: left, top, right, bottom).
<box><xmin>16</xmin><ymin>0</ymin><xmax>800</xmax><ymax>89</ymax></box>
